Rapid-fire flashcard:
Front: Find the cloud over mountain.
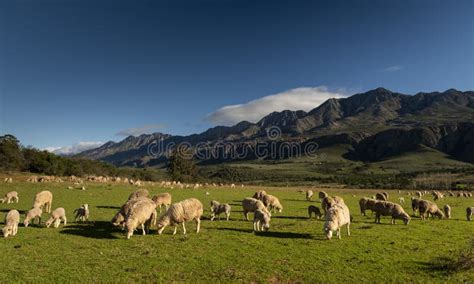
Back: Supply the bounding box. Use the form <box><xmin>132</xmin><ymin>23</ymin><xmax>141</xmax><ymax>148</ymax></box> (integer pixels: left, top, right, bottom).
<box><xmin>44</xmin><ymin>141</ymin><xmax>104</xmax><ymax>156</ymax></box>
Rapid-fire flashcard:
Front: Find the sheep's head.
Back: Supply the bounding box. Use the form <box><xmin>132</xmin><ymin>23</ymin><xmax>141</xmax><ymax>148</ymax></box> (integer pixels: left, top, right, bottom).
<box><xmin>324</xmin><ymin>227</ymin><xmax>333</xmax><ymax>240</ymax></box>
<box><xmin>156</xmin><ymin>216</ymin><xmax>170</xmax><ymax>235</ymax></box>
<box><xmin>402</xmin><ymin>214</ymin><xmax>411</xmax><ymax>225</ymax></box>
<box><xmin>23</xmin><ymin>216</ymin><xmax>30</xmax><ymax>227</ymax></box>
<box><xmin>45</xmin><ymin>219</ymin><xmax>53</xmax><ymax>228</ymax></box>
<box><xmin>2</xmin><ymin>226</ymin><xmax>12</xmax><ymax>238</ymax></box>
<box><xmin>434</xmin><ymin>210</ymin><xmax>444</xmax><ymax>219</ymax></box>
<box><xmin>276</xmin><ymin>205</ymin><xmax>283</xmax><ymax>213</ymax></box>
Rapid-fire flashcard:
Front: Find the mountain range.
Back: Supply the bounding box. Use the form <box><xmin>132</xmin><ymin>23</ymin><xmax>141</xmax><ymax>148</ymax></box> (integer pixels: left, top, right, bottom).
<box><xmin>77</xmin><ymin>88</ymin><xmax>474</xmax><ymax>166</ymax></box>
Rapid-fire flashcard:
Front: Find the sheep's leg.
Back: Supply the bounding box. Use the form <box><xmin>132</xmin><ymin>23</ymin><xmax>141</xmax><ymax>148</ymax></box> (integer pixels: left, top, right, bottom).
<box><xmin>63</xmin><ymin>216</ymin><xmax>67</xmax><ymax>226</ymax></box>
<box><xmin>347</xmin><ymin>223</ymin><xmax>350</xmax><ymax>236</ymax></box>
<box><xmin>141</xmin><ymin>224</ymin><xmax>146</xmax><ymax>235</ymax></box>
<box><xmin>244</xmin><ymin>211</ymin><xmax>248</xmax><ymax>221</ymax></box>
<box><xmin>253</xmin><ymin>221</ymin><xmax>257</xmax><ymax>231</ymax></box>
<box><xmin>173</xmin><ymin>225</ymin><xmax>178</xmax><ymax>235</ymax></box>
<box><xmin>210</xmin><ymin>214</ymin><xmax>215</xmax><ymax>221</ymax></box>
<box><xmin>182</xmin><ymin>223</ymin><xmax>187</xmax><ymax>235</ymax></box>
<box><xmin>226</xmin><ymin>213</ymin><xmax>230</xmax><ymax>221</ymax></box>
<box><xmin>337</xmin><ymin>228</ymin><xmax>341</xmax><ymax>239</ymax></box>
<box><xmin>196</xmin><ymin>218</ymin><xmax>200</xmax><ymax>233</ymax></box>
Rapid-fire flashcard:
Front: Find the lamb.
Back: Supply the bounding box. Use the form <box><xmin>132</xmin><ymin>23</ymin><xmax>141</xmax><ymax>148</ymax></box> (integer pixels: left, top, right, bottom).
<box><xmin>252</xmin><ymin>190</ymin><xmax>267</xmax><ymax>201</ymax></box>
<box><xmin>253</xmin><ymin>209</ymin><xmax>271</xmax><ymax>231</ymax></box>
<box><xmin>23</xmin><ymin>207</ymin><xmax>43</xmax><ymax>227</ymax></box>
<box><xmin>467</xmin><ymin>207</ymin><xmax>473</xmax><ymax>221</ymax></box>
<box><xmin>306</xmin><ymin>190</ymin><xmax>314</xmax><ymax>201</ymax></box>
<box><xmin>33</xmin><ymin>190</ymin><xmax>53</xmax><ymax>213</ymax></box>
<box><xmin>125</xmin><ymin>198</ymin><xmax>157</xmax><ymax>239</ymax></box>
<box><xmin>2</xmin><ymin>210</ymin><xmax>20</xmax><ymax>238</ymax></box>
<box><xmin>128</xmin><ymin>189</ymin><xmax>150</xmax><ymax>201</ymax></box>
<box><xmin>318</xmin><ymin>191</ymin><xmax>328</xmax><ymax>200</ymax></box>
<box><xmin>373</xmin><ymin>201</ymin><xmax>411</xmax><ymax>225</ymax></box>
<box><xmin>398</xmin><ymin>197</ymin><xmax>405</xmax><ymax>204</ymax></box>
<box><xmin>45</xmin><ymin>207</ymin><xmax>67</xmax><ymax>228</ymax></box>
<box><xmin>443</xmin><ymin>204</ymin><xmax>451</xmax><ymax>219</ymax></box>
<box><xmin>375</xmin><ymin>192</ymin><xmax>387</xmax><ymax>201</ymax></box>
<box><xmin>308</xmin><ymin>205</ymin><xmax>322</xmax><ymax>219</ymax></box>
<box><xmin>0</xmin><ymin>191</ymin><xmax>19</xmax><ymax>204</ymax></box>
<box><xmin>418</xmin><ymin>200</ymin><xmax>444</xmax><ymax>220</ymax></box>
<box><xmin>156</xmin><ymin>198</ymin><xmax>203</xmax><ymax>235</ymax></box>
<box><xmin>151</xmin><ymin>193</ymin><xmax>172</xmax><ymax>213</ymax></box>
<box><xmin>111</xmin><ymin>197</ymin><xmax>147</xmax><ymax>227</ymax></box>
<box><xmin>324</xmin><ymin>201</ymin><xmax>350</xmax><ymax>240</ymax></box>
<box><xmin>242</xmin><ymin>198</ymin><xmax>271</xmax><ymax>221</ymax></box>
<box><xmin>262</xmin><ymin>194</ymin><xmax>283</xmax><ymax>213</ymax></box>
<box><xmin>73</xmin><ymin>204</ymin><xmax>90</xmax><ymax>223</ymax></box>
<box><xmin>210</xmin><ymin>200</ymin><xmax>231</xmax><ymax>221</ymax></box>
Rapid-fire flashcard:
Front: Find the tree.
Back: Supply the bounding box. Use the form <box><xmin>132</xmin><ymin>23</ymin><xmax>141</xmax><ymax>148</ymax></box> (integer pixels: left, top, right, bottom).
<box><xmin>0</xmin><ymin>134</ymin><xmax>24</xmax><ymax>170</ymax></box>
<box><xmin>167</xmin><ymin>148</ymin><xmax>197</xmax><ymax>182</ymax></box>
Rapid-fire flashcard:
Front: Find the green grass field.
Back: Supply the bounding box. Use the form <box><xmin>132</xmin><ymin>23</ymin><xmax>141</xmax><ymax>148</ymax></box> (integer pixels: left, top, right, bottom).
<box><xmin>0</xmin><ymin>178</ymin><xmax>472</xmax><ymax>282</ymax></box>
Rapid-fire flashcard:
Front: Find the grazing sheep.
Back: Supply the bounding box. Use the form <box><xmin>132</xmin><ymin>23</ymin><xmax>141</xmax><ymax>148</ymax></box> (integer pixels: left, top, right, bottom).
<box><xmin>375</xmin><ymin>193</ymin><xmax>387</xmax><ymax>201</ymax></box>
<box><xmin>4</xmin><ymin>177</ymin><xmax>13</xmax><ymax>183</ymax></box>
<box><xmin>324</xmin><ymin>201</ymin><xmax>350</xmax><ymax>240</ymax></box>
<box><xmin>156</xmin><ymin>198</ymin><xmax>203</xmax><ymax>235</ymax></box>
<box><xmin>411</xmin><ymin>198</ymin><xmax>422</xmax><ymax>216</ymax></box>
<box><xmin>418</xmin><ymin>200</ymin><xmax>444</xmax><ymax>220</ymax></box>
<box><xmin>252</xmin><ymin>190</ymin><xmax>267</xmax><ymax>201</ymax></box>
<box><xmin>111</xmin><ymin>197</ymin><xmax>148</xmax><ymax>227</ymax></box>
<box><xmin>308</xmin><ymin>205</ymin><xmax>322</xmax><ymax>219</ymax></box>
<box><xmin>262</xmin><ymin>194</ymin><xmax>283</xmax><ymax>213</ymax></box>
<box><xmin>0</xmin><ymin>191</ymin><xmax>19</xmax><ymax>204</ymax></box>
<box><xmin>45</xmin><ymin>207</ymin><xmax>67</xmax><ymax>228</ymax></box>
<box><xmin>23</xmin><ymin>207</ymin><xmax>43</xmax><ymax>227</ymax></box>
<box><xmin>416</xmin><ymin>191</ymin><xmax>423</xmax><ymax>198</ymax></box>
<box><xmin>33</xmin><ymin>191</ymin><xmax>53</xmax><ymax>213</ymax></box>
<box><xmin>443</xmin><ymin>204</ymin><xmax>451</xmax><ymax>219</ymax></box>
<box><xmin>467</xmin><ymin>207</ymin><xmax>473</xmax><ymax>221</ymax></box>
<box><xmin>2</xmin><ymin>210</ymin><xmax>20</xmax><ymax>238</ymax></box>
<box><xmin>128</xmin><ymin>189</ymin><xmax>150</xmax><ymax>201</ymax></box>
<box><xmin>373</xmin><ymin>201</ymin><xmax>411</xmax><ymax>225</ymax></box>
<box><xmin>318</xmin><ymin>191</ymin><xmax>328</xmax><ymax>200</ymax></box>
<box><xmin>253</xmin><ymin>209</ymin><xmax>271</xmax><ymax>231</ymax></box>
<box><xmin>125</xmin><ymin>199</ymin><xmax>157</xmax><ymax>239</ymax></box>
<box><xmin>321</xmin><ymin>196</ymin><xmax>344</xmax><ymax>212</ymax></box>
<box><xmin>242</xmin><ymin>198</ymin><xmax>271</xmax><ymax>221</ymax></box>
<box><xmin>359</xmin><ymin>198</ymin><xmax>368</xmax><ymax>216</ymax></box>
<box><xmin>73</xmin><ymin>204</ymin><xmax>90</xmax><ymax>223</ymax></box>
<box><xmin>210</xmin><ymin>200</ymin><xmax>231</xmax><ymax>221</ymax></box>
<box><xmin>306</xmin><ymin>190</ymin><xmax>314</xmax><ymax>201</ymax></box>
<box><xmin>151</xmin><ymin>193</ymin><xmax>172</xmax><ymax>213</ymax></box>
<box><xmin>398</xmin><ymin>197</ymin><xmax>405</xmax><ymax>204</ymax></box>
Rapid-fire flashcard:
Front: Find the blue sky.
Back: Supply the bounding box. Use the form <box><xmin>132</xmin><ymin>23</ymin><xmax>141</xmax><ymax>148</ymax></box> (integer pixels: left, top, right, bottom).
<box><xmin>1</xmin><ymin>0</ymin><xmax>473</xmax><ymax>153</ymax></box>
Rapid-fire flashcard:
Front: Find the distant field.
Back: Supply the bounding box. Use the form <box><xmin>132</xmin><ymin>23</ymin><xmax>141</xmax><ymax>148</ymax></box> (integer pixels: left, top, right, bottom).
<box><xmin>0</xmin><ymin>178</ymin><xmax>472</xmax><ymax>282</ymax></box>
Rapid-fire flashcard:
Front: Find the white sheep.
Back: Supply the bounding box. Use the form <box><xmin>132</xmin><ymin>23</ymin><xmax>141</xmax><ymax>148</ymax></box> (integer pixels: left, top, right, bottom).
<box><xmin>73</xmin><ymin>204</ymin><xmax>90</xmax><ymax>223</ymax></box>
<box><xmin>242</xmin><ymin>198</ymin><xmax>271</xmax><ymax>221</ymax></box>
<box><xmin>253</xmin><ymin>209</ymin><xmax>271</xmax><ymax>231</ymax></box>
<box><xmin>324</xmin><ymin>200</ymin><xmax>351</xmax><ymax>240</ymax></box>
<box><xmin>2</xmin><ymin>209</ymin><xmax>20</xmax><ymax>238</ymax></box>
<box><xmin>125</xmin><ymin>198</ymin><xmax>157</xmax><ymax>239</ymax></box>
<box><xmin>443</xmin><ymin>204</ymin><xmax>451</xmax><ymax>219</ymax></box>
<box><xmin>398</xmin><ymin>197</ymin><xmax>405</xmax><ymax>204</ymax></box>
<box><xmin>151</xmin><ymin>193</ymin><xmax>172</xmax><ymax>213</ymax></box>
<box><xmin>157</xmin><ymin>198</ymin><xmax>203</xmax><ymax>235</ymax></box>
<box><xmin>45</xmin><ymin>207</ymin><xmax>67</xmax><ymax>228</ymax></box>
<box><xmin>306</xmin><ymin>190</ymin><xmax>314</xmax><ymax>201</ymax></box>
<box><xmin>262</xmin><ymin>194</ymin><xmax>283</xmax><ymax>213</ymax></box>
<box><xmin>33</xmin><ymin>190</ymin><xmax>53</xmax><ymax>213</ymax></box>
<box><xmin>0</xmin><ymin>191</ymin><xmax>19</xmax><ymax>204</ymax></box>
<box><xmin>24</xmin><ymin>207</ymin><xmax>43</xmax><ymax>227</ymax></box>
<box><xmin>210</xmin><ymin>200</ymin><xmax>231</xmax><ymax>221</ymax></box>
<box><xmin>128</xmin><ymin>189</ymin><xmax>150</xmax><ymax>200</ymax></box>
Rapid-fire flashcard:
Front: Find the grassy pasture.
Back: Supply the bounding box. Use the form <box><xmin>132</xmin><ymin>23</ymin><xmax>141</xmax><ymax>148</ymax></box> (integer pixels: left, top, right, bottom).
<box><xmin>0</xmin><ymin>179</ymin><xmax>472</xmax><ymax>282</ymax></box>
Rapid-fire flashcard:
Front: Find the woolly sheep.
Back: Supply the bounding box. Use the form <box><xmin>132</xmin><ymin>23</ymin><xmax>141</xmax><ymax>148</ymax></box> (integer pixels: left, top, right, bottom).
<box><xmin>45</xmin><ymin>207</ymin><xmax>67</xmax><ymax>228</ymax></box>
<box><xmin>73</xmin><ymin>204</ymin><xmax>90</xmax><ymax>223</ymax></box>
<box><xmin>306</xmin><ymin>190</ymin><xmax>314</xmax><ymax>201</ymax></box>
<box><xmin>308</xmin><ymin>205</ymin><xmax>322</xmax><ymax>219</ymax></box>
<box><xmin>373</xmin><ymin>201</ymin><xmax>411</xmax><ymax>225</ymax></box>
<box><xmin>375</xmin><ymin>193</ymin><xmax>387</xmax><ymax>201</ymax></box>
<box><xmin>418</xmin><ymin>200</ymin><xmax>444</xmax><ymax>220</ymax></box>
<box><xmin>443</xmin><ymin>204</ymin><xmax>451</xmax><ymax>219</ymax></box>
<box><xmin>151</xmin><ymin>193</ymin><xmax>172</xmax><ymax>213</ymax></box>
<box><xmin>33</xmin><ymin>191</ymin><xmax>53</xmax><ymax>213</ymax></box>
<box><xmin>411</xmin><ymin>198</ymin><xmax>422</xmax><ymax>216</ymax></box>
<box><xmin>128</xmin><ymin>189</ymin><xmax>150</xmax><ymax>201</ymax></box>
<box><xmin>111</xmin><ymin>197</ymin><xmax>148</xmax><ymax>227</ymax></box>
<box><xmin>0</xmin><ymin>191</ymin><xmax>19</xmax><ymax>204</ymax></box>
<box><xmin>23</xmin><ymin>207</ymin><xmax>43</xmax><ymax>227</ymax></box>
<box><xmin>467</xmin><ymin>207</ymin><xmax>473</xmax><ymax>221</ymax></box>
<box><xmin>2</xmin><ymin>210</ymin><xmax>20</xmax><ymax>238</ymax></box>
<box><xmin>210</xmin><ymin>200</ymin><xmax>231</xmax><ymax>221</ymax></box>
<box><xmin>398</xmin><ymin>197</ymin><xmax>405</xmax><ymax>204</ymax></box>
<box><xmin>324</xmin><ymin>200</ymin><xmax>350</xmax><ymax>240</ymax></box>
<box><xmin>242</xmin><ymin>198</ymin><xmax>271</xmax><ymax>221</ymax></box>
<box><xmin>157</xmin><ymin>198</ymin><xmax>203</xmax><ymax>235</ymax></box>
<box><xmin>252</xmin><ymin>190</ymin><xmax>267</xmax><ymax>201</ymax></box>
<box><xmin>253</xmin><ymin>209</ymin><xmax>271</xmax><ymax>231</ymax></box>
<box><xmin>125</xmin><ymin>199</ymin><xmax>157</xmax><ymax>239</ymax></box>
<box><xmin>321</xmin><ymin>196</ymin><xmax>344</xmax><ymax>212</ymax></box>
<box><xmin>262</xmin><ymin>194</ymin><xmax>283</xmax><ymax>213</ymax></box>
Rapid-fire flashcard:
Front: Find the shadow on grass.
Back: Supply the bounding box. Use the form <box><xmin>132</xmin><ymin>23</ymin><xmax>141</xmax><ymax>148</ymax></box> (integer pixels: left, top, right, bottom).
<box><xmin>0</xmin><ymin>209</ymin><xmax>27</xmax><ymax>214</ymax></box>
<box><xmin>272</xmin><ymin>216</ymin><xmax>308</xmax><ymax>220</ymax></box>
<box><xmin>96</xmin><ymin>205</ymin><xmax>121</xmax><ymax>210</ymax></box>
<box><xmin>60</xmin><ymin>221</ymin><xmax>119</xmax><ymax>239</ymax></box>
<box><xmin>255</xmin><ymin>231</ymin><xmax>314</xmax><ymax>239</ymax></box>
<box><xmin>283</xmin><ymin>199</ymin><xmax>316</xmax><ymax>203</ymax></box>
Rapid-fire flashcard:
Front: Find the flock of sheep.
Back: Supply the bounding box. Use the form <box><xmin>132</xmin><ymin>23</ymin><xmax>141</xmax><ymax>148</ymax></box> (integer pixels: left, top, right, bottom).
<box><xmin>1</xmin><ymin>184</ymin><xmax>473</xmax><ymax>240</ymax></box>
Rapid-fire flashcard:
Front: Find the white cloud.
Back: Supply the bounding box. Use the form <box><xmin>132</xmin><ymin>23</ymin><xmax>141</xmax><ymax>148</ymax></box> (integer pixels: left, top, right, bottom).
<box><xmin>44</xmin><ymin>141</ymin><xmax>104</xmax><ymax>156</ymax></box>
<box><xmin>116</xmin><ymin>124</ymin><xmax>167</xmax><ymax>137</ymax></box>
<box><xmin>383</xmin><ymin>65</ymin><xmax>404</xmax><ymax>72</ymax></box>
<box><xmin>205</xmin><ymin>86</ymin><xmax>346</xmax><ymax>126</ymax></box>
